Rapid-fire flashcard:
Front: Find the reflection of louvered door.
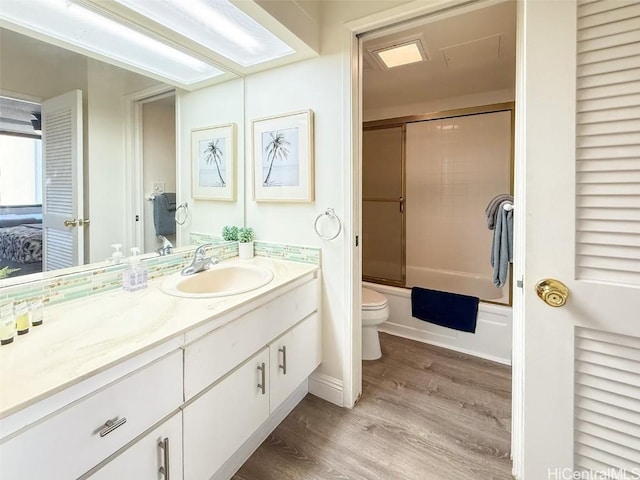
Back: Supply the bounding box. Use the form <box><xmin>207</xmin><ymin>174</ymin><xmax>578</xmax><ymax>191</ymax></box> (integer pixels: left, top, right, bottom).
<box><xmin>41</xmin><ymin>90</ymin><xmax>83</xmax><ymax>271</ymax></box>
<box><xmin>520</xmin><ymin>1</ymin><xmax>640</xmax><ymax>478</ymax></box>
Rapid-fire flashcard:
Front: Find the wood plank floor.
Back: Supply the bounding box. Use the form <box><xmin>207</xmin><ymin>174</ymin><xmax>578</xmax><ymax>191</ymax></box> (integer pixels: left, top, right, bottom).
<box><xmin>233</xmin><ymin>333</ymin><xmax>513</xmax><ymax>480</ymax></box>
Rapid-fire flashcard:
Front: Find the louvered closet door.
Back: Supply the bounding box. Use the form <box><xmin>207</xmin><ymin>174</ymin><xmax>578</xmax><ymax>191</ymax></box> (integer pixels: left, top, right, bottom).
<box><xmin>520</xmin><ymin>1</ymin><xmax>640</xmax><ymax>478</ymax></box>
<box><xmin>41</xmin><ymin>90</ymin><xmax>84</xmax><ymax>271</ymax></box>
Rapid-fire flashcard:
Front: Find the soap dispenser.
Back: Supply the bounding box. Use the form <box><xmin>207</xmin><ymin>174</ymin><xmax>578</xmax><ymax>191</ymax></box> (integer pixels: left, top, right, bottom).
<box><xmin>122</xmin><ymin>254</ymin><xmax>136</xmax><ymax>292</ymax></box>
<box><xmin>109</xmin><ymin>244</ymin><xmax>123</xmax><ymax>265</ymax></box>
<box><xmin>131</xmin><ymin>247</ymin><xmax>148</xmax><ymax>290</ymax></box>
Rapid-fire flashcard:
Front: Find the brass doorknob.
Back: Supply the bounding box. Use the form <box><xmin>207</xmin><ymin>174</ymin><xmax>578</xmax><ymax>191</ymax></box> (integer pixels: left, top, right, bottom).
<box><xmin>535</xmin><ymin>279</ymin><xmax>569</xmax><ymax>307</ymax></box>
<box><xmin>63</xmin><ymin>218</ymin><xmax>78</xmax><ymax>227</ymax></box>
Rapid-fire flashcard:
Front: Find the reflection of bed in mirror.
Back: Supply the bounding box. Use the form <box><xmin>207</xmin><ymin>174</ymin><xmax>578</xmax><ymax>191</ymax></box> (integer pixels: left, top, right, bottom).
<box><xmin>0</xmin><ymin>208</ymin><xmax>43</xmax><ymax>278</ymax></box>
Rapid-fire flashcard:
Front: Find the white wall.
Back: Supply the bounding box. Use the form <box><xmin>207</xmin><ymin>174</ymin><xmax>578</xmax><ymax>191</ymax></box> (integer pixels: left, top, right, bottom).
<box><xmin>177</xmin><ymin>78</ymin><xmax>245</xmax><ymax>239</ymax></box>
<box><xmin>86</xmin><ymin>60</ymin><xmax>130</xmax><ymax>262</ymax></box>
<box><xmin>364</xmin><ymin>87</ymin><xmax>514</xmax><ymax>122</ymax></box>
<box><xmin>142</xmin><ymin>96</ymin><xmax>176</xmax><ymax>253</ymax></box>
<box><xmin>244</xmin><ymin>0</ymin><xmax>409</xmax><ymax>399</ymax></box>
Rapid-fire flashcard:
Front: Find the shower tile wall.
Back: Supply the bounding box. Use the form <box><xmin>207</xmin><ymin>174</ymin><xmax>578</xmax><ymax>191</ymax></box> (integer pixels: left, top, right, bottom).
<box><xmin>405</xmin><ymin>111</ymin><xmax>511</xmax><ymax>285</ymax></box>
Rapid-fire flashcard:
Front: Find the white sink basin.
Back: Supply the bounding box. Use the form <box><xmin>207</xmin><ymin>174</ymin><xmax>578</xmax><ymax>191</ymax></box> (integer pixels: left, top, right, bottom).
<box><xmin>161</xmin><ymin>264</ymin><xmax>274</xmax><ymax>298</ymax></box>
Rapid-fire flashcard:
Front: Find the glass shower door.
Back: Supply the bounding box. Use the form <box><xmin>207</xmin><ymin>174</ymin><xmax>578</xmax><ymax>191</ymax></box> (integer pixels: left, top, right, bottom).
<box><xmin>362</xmin><ymin>125</ymin><xmax>405</xmax><ymax>286</ymax></box>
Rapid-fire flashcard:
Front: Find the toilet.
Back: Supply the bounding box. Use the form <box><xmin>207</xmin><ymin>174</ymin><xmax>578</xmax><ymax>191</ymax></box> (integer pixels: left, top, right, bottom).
<box><xmin>362</xmin><ymin>287</ymin><xmax>390</xmax><ymax>360</ymax></box>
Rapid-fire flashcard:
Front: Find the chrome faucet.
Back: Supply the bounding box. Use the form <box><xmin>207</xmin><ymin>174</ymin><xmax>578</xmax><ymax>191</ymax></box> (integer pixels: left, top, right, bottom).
<box><xmin>181</xmin><ymin>243</ymin><xmax>218</xmax><ymax>276</ymax></box>
<box><xmin>156</xmin><ymin>235</ymin><xmax>174</xmax><ymax>256</ymax></box>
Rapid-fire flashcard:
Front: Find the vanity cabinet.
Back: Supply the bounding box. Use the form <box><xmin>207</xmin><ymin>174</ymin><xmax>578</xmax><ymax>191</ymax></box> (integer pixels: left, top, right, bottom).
<box><xmin>87</xmin><ymin>412</ymin><xmax>183</xmax><ymax>480</ymax></box>
<box><xmin>269</xmin><ymin>312</ymin><xmax>321</xmax><ymax>410</ymax></box>
<box><xmin>0</xmin><ymin>350</ymin><xmax>183</xmax><ymax>480</ymax></box>
<box><xmin>183</xmin><ymin>348</ymin><xmax>271</xmax><ymax>480</ymax></box>
<box><xmin>183</xmin><ymin>278</ymin><xmax>320</xmax><ymax>401</ymax></box>
<box><xmin>0</xmin><ymin>267</ymin><xmax>321</xmax><ymax>480</ymax></box>
<box><xmin>183</xmin><ymin>310</ymin><xmax>322</xmax><ymax>480</ymax></box>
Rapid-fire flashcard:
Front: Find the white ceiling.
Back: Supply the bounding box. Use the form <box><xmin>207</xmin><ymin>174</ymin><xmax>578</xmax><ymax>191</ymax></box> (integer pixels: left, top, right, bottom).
<box><xmin>362</xmin><ymin>1</ymin><xmax>517</xmax><ymax>112</ymax></box>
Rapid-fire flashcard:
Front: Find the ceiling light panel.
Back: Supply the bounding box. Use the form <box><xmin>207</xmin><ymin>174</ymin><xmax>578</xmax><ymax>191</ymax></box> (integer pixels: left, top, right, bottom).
<box><xmin>376</xmin><ymin>41</ymin><xmax>426</xmax><ymax>69</ymax></box>
<box><xmin>0</xmin><ymin>0</ymin><xmax>224</xmax><ymax>85</ymax></box>
<box><xmin>114</xmin><ymin>0</ymin><xmax>295</xmax><ymax>67</ymax></box>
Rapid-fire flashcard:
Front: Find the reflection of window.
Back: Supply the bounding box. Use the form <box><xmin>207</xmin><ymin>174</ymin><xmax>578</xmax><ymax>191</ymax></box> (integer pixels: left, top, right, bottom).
<box><xmin>0</xmin><ymin>135</ymin><xmax>42</xmax><ymax>206</ymax></box>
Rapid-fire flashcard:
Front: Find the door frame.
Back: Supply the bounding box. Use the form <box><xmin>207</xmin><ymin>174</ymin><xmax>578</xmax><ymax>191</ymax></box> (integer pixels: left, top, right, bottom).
<box><xmin>124</xmin><ymin>85</ymin><xmax>177</xmax><ymax>252</ymax></box>
<box><xmin>343</xmin><ymin>0</ymin><xmax>525</xmax><ymax>477</ymax></box>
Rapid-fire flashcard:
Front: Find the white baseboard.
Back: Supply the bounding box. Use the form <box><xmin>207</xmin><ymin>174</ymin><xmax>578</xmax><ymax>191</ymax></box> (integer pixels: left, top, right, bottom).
<box><xmin>212</xmin><ymin>380</ymin><xmax>309</xmax><ymax>480</ymax></box>
<box><xmin>380</xmin><ymin>322</ymin><xmax>512</xmax><ymax>366</ymax></box>
<box><xmin>308</xmin><ymin>372</ymin><xmax>343</xmax><ymax>406</ymax></box>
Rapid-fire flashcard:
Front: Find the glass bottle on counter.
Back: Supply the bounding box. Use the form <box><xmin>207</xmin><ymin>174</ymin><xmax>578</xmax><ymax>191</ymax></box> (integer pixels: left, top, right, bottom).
<box><xmin>1</xmin><ymin>302</ymin><xmax>16</xmax><ymax>345</ymax></box>
<box><xmin>31</xmin><ymin>299</ymin><xmax>44</xmax><ymax>327</ymax></box>
<box><xmin>15</xmin><ymin>301</ymin><xmax>31</xmax><ymax>335</ymax></box>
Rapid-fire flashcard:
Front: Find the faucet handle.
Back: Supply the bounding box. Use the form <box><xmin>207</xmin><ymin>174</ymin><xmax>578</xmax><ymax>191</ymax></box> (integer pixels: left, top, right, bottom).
<box><xmin>194</xmin><ymin>243</ymin><xmax>213</xmax><ymax>259</ymax></box>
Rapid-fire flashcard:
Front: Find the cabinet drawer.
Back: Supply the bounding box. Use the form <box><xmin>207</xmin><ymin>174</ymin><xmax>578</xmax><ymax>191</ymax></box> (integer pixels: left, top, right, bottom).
<box><xmin>0</xmin><ymin>350</ymin><xmax>183</xmax><ymax>480</ymax></box>
<box><xmin>86</xmin><ymin>412</ymin><xmax>183</xmax><ymax>480</ymax></box>
<box><xmin>183</xmin><ymin>348</ymin><xmax>270</xmax><ymax>480</ymax></box>
<box><xmin>184</xmin><ymin>277</ymin><xmax>319</xmax><ymax>400</ymax></box>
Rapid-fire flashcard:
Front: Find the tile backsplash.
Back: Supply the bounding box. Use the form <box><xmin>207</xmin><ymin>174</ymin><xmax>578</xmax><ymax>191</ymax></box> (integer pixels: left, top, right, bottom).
<box><xmin>254</xmin><ymin>241</ymin><xmax>321</xmax><ymax>265</ymax></box>
<box><xmin>0</xmin><ymin>233</ymin><xmax>320</xmax><ymax>310</ymax></box>
<box><xmin>0</xmin><ymin>241</ymin><xmax>238</xmax><ymax>308</ymax></box>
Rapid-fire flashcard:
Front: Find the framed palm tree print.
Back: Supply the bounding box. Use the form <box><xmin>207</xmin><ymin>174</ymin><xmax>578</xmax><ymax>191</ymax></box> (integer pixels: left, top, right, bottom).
<box><xmin>252</xmin><ymin>110</ymin><xmax>314</xmax><ymax>202</ymax></box>
<box><xmin>191</xmin><ymin>123</ymin><xmax>236</xmax><ymax>201</ymax></box>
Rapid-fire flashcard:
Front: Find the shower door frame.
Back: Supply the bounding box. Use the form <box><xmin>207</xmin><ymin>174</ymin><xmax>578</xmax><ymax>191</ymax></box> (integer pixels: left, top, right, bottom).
<box><xmin>362</xmin><ymin>123</ymin><xmax>407</xmax><ymax>288</ymax></box>
<box><xmin>362</xmin><ymin>102</ymin><xmax>515</xmax><ymax>306</ymax></box>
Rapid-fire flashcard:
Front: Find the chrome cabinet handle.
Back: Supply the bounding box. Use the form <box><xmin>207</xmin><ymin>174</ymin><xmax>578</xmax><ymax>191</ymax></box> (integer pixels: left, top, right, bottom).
<box><xmin>159</xmin><ymin>437</ymin><xmax>170</xmax><ymax>479</ymax></box>
<box><xmin>99</xmin><ymin>417</ymin><xmax>127</xmax><ymax>437</ymax></box>
<box><xmin>257</xmin><ymin>362</ymin><xmax>266</xmax><ymax>395</ymax></box>
<box><xmin>279</xmin><ymin>346</ymin><xmax>287</xmax><ymax>375</ymax></box>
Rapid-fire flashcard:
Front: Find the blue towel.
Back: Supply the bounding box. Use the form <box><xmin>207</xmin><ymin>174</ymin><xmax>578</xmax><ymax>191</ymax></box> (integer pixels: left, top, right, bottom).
<box><xmin>491</xmin><ymin>202</ymin><xmax>513</xmax><ymax>287</ymax></box>
<box><xmin>411</xmin><ymin>287</ymin><xmax>479</xmax><ymax>333</ymax></box>
<box><xmin>153</xmin><ymin>193</ymin><xmax>176</xmax><ymax>237</ymax></box>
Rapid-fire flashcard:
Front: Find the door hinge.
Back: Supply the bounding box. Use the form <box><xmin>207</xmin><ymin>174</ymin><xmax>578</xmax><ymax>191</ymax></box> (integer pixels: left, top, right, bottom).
<box><xmin>516</xmin><ymin>279</ymin><xmax>523</xmax><ymax>289</ymax></box>
<box><xmin>355</xmin><ymin>235</ymin><xmax>359</xmax><ymax>247</ymax></box>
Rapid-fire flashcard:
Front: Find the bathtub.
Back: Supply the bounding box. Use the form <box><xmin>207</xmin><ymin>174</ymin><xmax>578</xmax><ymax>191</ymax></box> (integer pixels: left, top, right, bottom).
<box><xmin>364</xmin><ymin>278</ymin><xmax>513</xmax><ymax>365</ymax></box>
<box><xmin>405</xmin><ymin>265</ymin><xmax>509</xmax><ymax>303</ymax></box>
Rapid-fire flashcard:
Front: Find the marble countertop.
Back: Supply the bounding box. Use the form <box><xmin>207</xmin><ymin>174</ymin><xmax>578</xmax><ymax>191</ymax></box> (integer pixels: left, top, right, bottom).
<box><xmin>0</xmin><ymin>257</ymin><xmax>318</xmax><ymax>420</ymax></box>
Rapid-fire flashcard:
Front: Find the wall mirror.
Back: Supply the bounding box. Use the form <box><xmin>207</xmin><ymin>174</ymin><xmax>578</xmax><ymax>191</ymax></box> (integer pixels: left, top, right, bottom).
<box><xmin>0</xmin><ymin>27</ymin><xmax>246</xmax><ymax>286</ymax></box>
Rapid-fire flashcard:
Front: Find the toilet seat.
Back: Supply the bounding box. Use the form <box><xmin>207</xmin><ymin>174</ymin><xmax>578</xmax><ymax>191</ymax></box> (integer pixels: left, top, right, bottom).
<box><xmin>362</xmin><ymin>288</ymin><xmax>388</xmax><ymax>310</ymax></box>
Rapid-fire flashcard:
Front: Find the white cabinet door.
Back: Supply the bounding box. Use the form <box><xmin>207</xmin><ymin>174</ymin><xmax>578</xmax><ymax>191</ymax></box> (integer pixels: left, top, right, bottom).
<box><xmin>269</xmin><ymin>313</ymin><xmax>321</xmax><ymax>410</ymax></box>
<box><xmin>87</xmin><ymin>412</ymin><xmax>182</xmax><ymax>480</ymax></box>
<box><xmin>183</xmin><ymin>348</ymin><xmax>270</xmax><ymax>480</ymax></box>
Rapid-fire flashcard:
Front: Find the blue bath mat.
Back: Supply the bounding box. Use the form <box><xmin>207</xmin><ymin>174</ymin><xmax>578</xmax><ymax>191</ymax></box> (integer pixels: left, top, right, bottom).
<box><xmin>411</xmin><ymin>287</ymin><xmax>479</xmax><ymax>333</ymax></box>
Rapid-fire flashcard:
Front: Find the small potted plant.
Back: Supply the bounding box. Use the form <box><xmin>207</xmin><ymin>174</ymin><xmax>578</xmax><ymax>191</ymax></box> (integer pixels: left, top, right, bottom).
<box><xmin>0</xmin><ymin>265</ymin><xmax>18</xmax><ymax>279</ymax></box>
<box><xmin>237</xmin><ymin>227</ymin><xmax>255</xmax><ymax>259</ymax></box>
<box><xmin>221</xmin><ymin>225</ymin><xmax>239</xmax><ymax>242</ymax></box>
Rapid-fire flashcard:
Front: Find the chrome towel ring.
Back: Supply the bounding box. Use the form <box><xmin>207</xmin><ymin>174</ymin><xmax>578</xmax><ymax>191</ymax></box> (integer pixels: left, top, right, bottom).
<box><xmin>175</xmin><ymin>202</ymin><xmax>189</xmax><ymax>226</ymax></box>
<box><xmin>314</xmin><ymin>208</ymin><xmax>342</xmax><ymax>241</ymax></box>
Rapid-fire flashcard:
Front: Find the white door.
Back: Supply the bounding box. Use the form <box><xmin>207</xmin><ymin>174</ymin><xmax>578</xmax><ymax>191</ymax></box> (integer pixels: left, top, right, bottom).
<box><xmin>41</xmin><ymin>89</ymin><xmax>83</xmax><ymax>270</ymax></box>
<box><xmin>521</xmin><ymin>1</ymin><xmax>640</xmax><ymax>478</ymax></box>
